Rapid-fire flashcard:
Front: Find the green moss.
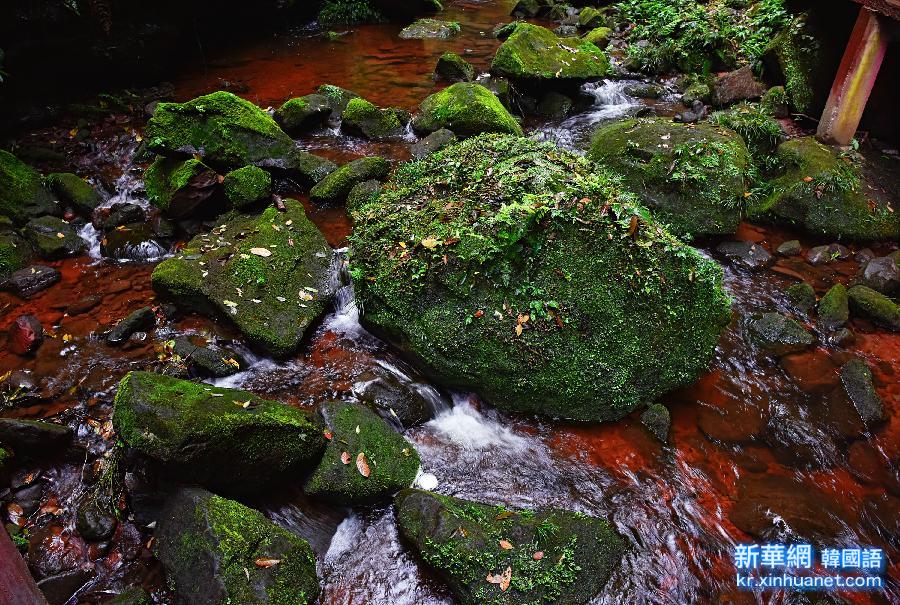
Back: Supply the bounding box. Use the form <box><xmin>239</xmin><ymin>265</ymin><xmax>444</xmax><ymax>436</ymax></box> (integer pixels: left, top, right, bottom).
<box><xmin>847</xmin><ymin>285</ymin><xmax>900</xmax><ymax>331</ymax></box>
<box><xmin>347</xmin><ymin>180</ymin><xmax>382</xmax><ymax>213</ymax></box>
<box><xmin>24</xmin><ymin>215</ymin><xmax>85</xmax><ymax>260</ymax></box>
<box><xmin>341</xmin><ymin>98</ymin><xmax>405</xmax><ymax>140</ymax></box>
<box><xmin>589</xmin><ymin>118</ymin><xmax>748</xmax><ymax>238</ymax></box>
<box><xmin>0</xmin><ymin>233</ymin><xmax>31</xmax><ymax>279</ymax></box>
<box><xmin>317</xmin><ymin>84</ymin><xmax>360</xmax><ymax>117</ymax></box>
<box><xmin>641</xmin><ymin>403</ymin><xmax>670</xmax><ymax>442</ymax></box>
<box><xmin>318</xmin><ymin>0</ymin><xmax>382</xmax><ymax>25</ymax></box>
<box><xmin>786</xmin><ymin>281</ymin><xmax>816</xmax><ymax>312</ymax></box>
<box><xmin>144</xmin><ymin>156</ymin><xmax>215</xmax><ymax>212</ymax></box>
<box><xmin>681</xmin><ymin>79</ymin><xmax>712</xmax><ymax>105</ymax></box>
<box><xmin>435</xmin><ymin>52</ymin><xmax>475</xmax><ymax>82</ymax></box>
<box><xmin>304</xmin><ymin>402</ymin><xmax>420</xmax><ymax>505</ymax></box>
<box><xmin>817</xmin><ymin>283</ymin><xmax>848</xmax><ymax>331</ymax></box>
<box><xmin>746</xmin><ymin>312</ymin><xmax>815</xmax><ymax>356</ymax></box>
<box><xmin>399</xmin><ymin>19</ymin><xmax>461</xmax><ymax>40</ymax></box>
<box><xmin>310</xmin><ymin>156</ymin><xmax>390</xmax><ymax>204</ymax></box>
<box><xmin>491</xmin><ymin>23</ymin><xmax>609</xmax><ymax>81</ymax></box>
<box><xmin>223</xmin><ymin>165</ymin><xmax>272</xmax><ymax>210</ymax></box>
<box><xmin>349</xmin><ymin>135</ymin><xmax>731</xmax><ymax>422</ymax></box>
<box><xmin>582</xmin><ymin>27</ymin><xmax>612</xmax><ymax>49</ymax></box>
<box><xmin>112</xmin><ymin>372</ymin><xmax>325</xmax><ymax>491</ymax></box>
<box><xmin>411</xmin><ymin>83</ymin><xmax>522</xmax><ymax>138</ymax></box>
<box><xmin>275</xmin><ymin>94</ymin><xmax>332</xmax><ymax>135</ymax></box>
<box><xmin>151</xmin><ymin>201</ymin><xmax>335</xmax><ymax>357</ymax></box>
<box><xmin>0</xmin><ymin>150</ymin><xmax>57</xmax><ymax>224</ymax></box>
<box><xmin>578</xmin><ymin>7</ymin><xmax>604</xmax><ymax>29</ymax></box>
<box><xmin>45</xmin><ymin>172</ymin><xmax>101</xmax><ymax>215</ymax></box>
<box><xmin>709</xmin><ymin>102</ymin><xmax>783</xmax><ymax>167</ymax></box>
<box><xmin>762</xmin><ymin>14</ymin><xmax>821</xmax><ymax>114</ymax></box>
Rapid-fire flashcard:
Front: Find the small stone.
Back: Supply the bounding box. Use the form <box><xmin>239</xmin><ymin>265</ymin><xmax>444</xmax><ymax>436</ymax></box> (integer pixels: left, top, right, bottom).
<box><xmin>786</xmin><ymin>282</ymin><xmax>816</xmax><ymax>312</ymax></box>
<box><xmin>624</xmin><ymin>83</ymin><xmax>662</xmax><ymax>99</ymax></box>
<box><xmin>855</xmin><ymin>248</ymin><xmax>876</xmax><ymax>264</ymax></box>
<box><xmin>717</xmin><ymin>241</ymin><xmax>774</xmax><ymax>271</ymax></box>
<box><xmin>399</xmin><ymin>18</ymin><xmax>460</xmax><ymax>40</ymax></box>
<box><xmin>76</xmin><ymin>497</ymin><xmax>117</xmax><ymax>541</ymax></box>
<box><xmin>806</xmin><ymin>244</ymin><xmax>850</xmax><ymax>265</ymax></box>
<box><xmin>856</xmin><ymin>255</ymin><xmax>899</xmax><ymax>295</ymax></box>
<box><xmin>840</xmin><ymin>358</ymin><xmax>883</xmax><ymax>427</ymax></box>
<box><xmin>817</xmin><ymin>283</ymin><xmax>849</xmax><ymax>331</ymax></box>
<box><xmin>434</xmin><ymin>52</ymin><xmax>475</xmax><ymax>83</ymax></box>
<box><xmin>828</xmin><ymin>327</ymin><xmax>855</xmax><ymax>345</ymax></box>
<box><xmin>747</xmin><ymin>312</ymin><xmax>816</xmax><ymax>356</ymax></box>
<box><xmin>712</xmin><ymin>65</ymin><xmax>767</xmax><ymax>106</ymax></box>
<box><xmin>107</xmin><ymin>307</ymin><xmax>156</xmax><ymax>345</ymax></box>
<box><xmin>776</xmin><ymin>240</ymin><xmax>801</xmax><ymax>256</ymax></box>
<box><xmin>640</xmin><ymin>404</ymin><xmax>670</xmax><ymax>443</ymax></box>
<box><xmin>411</xmin><ymin>129</ymin><xmax>457</xmax><ymax>160</ymax></box>
<box><xmin>7</xmin><ymin>314</ymin><xmax>43</xmax><ymax>355</ymax></box>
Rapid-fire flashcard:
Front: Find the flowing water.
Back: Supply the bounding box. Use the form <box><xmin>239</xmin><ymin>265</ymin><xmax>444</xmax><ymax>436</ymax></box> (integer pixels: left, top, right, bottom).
<box><xmin>1</xmin><ymin>1</ymin><xmax>898</xmax><ymax>604</ymax></box>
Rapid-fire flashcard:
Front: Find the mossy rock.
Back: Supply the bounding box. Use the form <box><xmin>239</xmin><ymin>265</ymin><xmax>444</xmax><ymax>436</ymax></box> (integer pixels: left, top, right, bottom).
<box><xmin>491</xmin><ymin>23</ymin><xmax>609</xmax><ymax>82</ymax></box>
<box><xmin>45</xmin><ymin>173</ymin><xmax>102</xmax><ymax>215</ymax></box>
<box><xmin>349</xmin><ymin>135</ymin><xmax>731</xmax><ymax>422</ymax></box>
<box><xmin>588</xmin><ymin>118</ymin><xmax>748</xmax><ymax>238</ymax></box>
<box><xmin>399</xmin><ymin>18</ymin><xmax>460</xmax><ymax>39</ymax></box>
<box><xmin>761</xmin><ymin>14</ymin><xmax>828</xmax><ymax>115</ymax></box>
<box><xmin>112</xmin><ymin>372</ymin><xmax>326</xmax><ymax>491</ymax></box>
<box><xmin>0</xmin><ymin>150</ymin><xmax>59</xmax><ymax>225</ymax></box>
<box><xmin>577</xmin><ymin>6</ymin><xmax>605</xmax><ymax>29</ymax></box>
<box><xmin>223</xmin><ymin>165</ymin><xmax>272</xmax><ymax>210</ymax></box>
<box><xmin>304</xmin><ymin>402</ymin><xmax>420</xmax><ymax>505</ymax></box>
<box><xmin>847</xmin><ymin>285</ymin><xmax>900</xmax><ymax>331</ymax></box>
<box><xmin>152</xmin><ymin>201</ymin><xmax>336</xmax><ymax>357</ymax></box>
<box><xmin>786</xmin><ymin>281</ymin><xmax>816</xmax><ymax>312</ymax></box>
<box><xmin>275</xmin><ymin>94</ymin><xmax>333</xmax><ymax>135</ymax></box>
<box><xmin>582</xmin><ymin>27</ymin><xmax>612</xmax><ymax>49</ymax></box>
<box><xmin>0</xmin><ymin>233</ymin><xmax>32</xmax><ymax>280</ymax></box>
<box><xmin>641</xmin><ymin>403</ymin><xmax>670</xmax><ymax>443</ymax></box>
<box><xmin>395</xmin><ymin>489</ymin><xmax>624</xmax><ymax>605</ymax></box>
<box><xmin>750</xmin><ymin>138</ymin><xmax>899</xmax><ymax>241</ymax></box>
<box><xmin>144</xmin><ymin>156</ymin><xmax>219</xmax><ymax>219</ymax></box>
<box><xmin>817</xmin><ymin>283</ymin><xmax>849</xmax><ymax>331</ymax></box>
<box><xmin>746</xmin><ymin>312</ymin><xmax>816</xmax><ymax>356</ymax></box>
<box><xmin>145</xmin><ymin>91</ymin><xmax>301</xmax><ymax>171</ymax></box>
<box><xmin>341</xmin><ymin>98</ymin><xmax>406</xmax><ymax>141</ymax></box>
<box><xmin>839</xmin><ymin>358</ymin><xmax>883</xmax><ymax>426</ymax></box>
<box><xmin>412</xmin><ymin>83</ymin><xmax>522</xmax><ymax>138</ymax></box>
<box><xmin>435</xmin><ymin>52</ymin><xmax>475</xmax><ymax>83</ymax></box>
<box><xmin>411</xmin><ymin>128</ymin><xmax>458</xmax><ymax>160</ymax></box>
<box><xmin>317</xmin><ymin>84</ymin><xmax>361</xmax><ymax>118</ymax></box>
<box><xmin>156</xmin><ymin>487</ymin><xmax>319</xmax><ymax>605</ymax></box>
<box><xmin>24</xmin><ymin>216</ymin><xmax>86</xmax><ymax>260</ymax></box>
<box><xmin>347</xmin><ymin>179</ymin><xmax>382</xmax><ymax>213</ymax></box>
<box><xmin>708</xmin><ymin>102</ymin><xmax>784</xmax><ymax>161</ymax></box>
<box><xmin>310</xmin><ymin>156</ymin><xmax>390</xmax><ymax>205</ymax></box>
<box><xmin>682</xmin><ymin>81</ymin><xmax>712</xmax><ymax>106</ymax></box>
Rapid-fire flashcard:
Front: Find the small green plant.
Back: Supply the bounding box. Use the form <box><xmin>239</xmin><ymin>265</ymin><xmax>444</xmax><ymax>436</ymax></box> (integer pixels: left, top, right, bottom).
<box><xmin>318</xmin><ymin>0</ymin><xmax>381</xmax><ymax>26</ymax></box>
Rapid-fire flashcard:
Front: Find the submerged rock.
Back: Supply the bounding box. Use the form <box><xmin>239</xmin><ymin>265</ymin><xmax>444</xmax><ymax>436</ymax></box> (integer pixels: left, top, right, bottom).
<box><xmin>107</xmin><ymin>307</ymin><xmax>156</xmax><ymax>345</ymax></box>
<box><xmin>112</xmin><ymin>372</ymin><xmax>325</xmax><ymax>491</ymax></box>
<box><xmin>24</xmin><ymin>216</ymin><xmax>85</xmax><ymax>260</ymax></box>
<box><xmin>412</xmin><ymin>83</ymin><xmax>522</xmax><ymax>138</ymax></box>
<box><xmin>839</xmin><ymin>358</ymin><xmax>883</xmax><ymax>427</ymax></box>
<box><xmin>395</xmin><ymin>489</ymin><xmax>624</xmax><ymax>605</ymax></box>
<box><xmin>156</xmin><ymin>487</ymin><xmax>319</xmax><ymax>605</ymax></box>
<box><xmin>776</xmin><ymin>239</ymin><xmax>801</xmax><ymax>256</ymax></box>
<box><xmin>817</xmin><ymin>283</ymin><xmax>848</xmax><ymax>331</ymax></box>
<box><xmin>222</xmin><ymin>165</ymin><xmax>272</xmax><ymax>210</ymax></box>
<box><xmin>310</xmin><ymin>157</ymin><xmax>390</xmax><ymax>205</ymax></box>
<box><xmin>747</xmin><ymin>312</ymin><xmax>816</xmax><ymax>356</ymax></box>
<box><xmin>716</xmin><ymin>241</ymin><xmax>774</xmax><ymax>271</ymax></box>
<box><xmin>847</xmin><ymin>285</ymin><xmax>900</xmax><ymax>331</ymax></box>
<box><xmin>45</xmin><ymin>173</ymin><xmax>102</xmax><ymax>215</ymax></box>
<box><xmin>350</xmin><ymin>135</ymin><xmax>731</xmax><ymax>422</ymax></box>
<box><xmin>152</xmin><ymin>201</ymin><xmax>336</xmax><ymax>357</ymax></box>
<box><xmin>304</xmin><ymin>402</ymin><xmax>420</xmax><ymax>505</ymax></box>
<box><xmin>341</xmin><ymin>98</ymin><xmax>407</xmax><ymax>140</ymax></box>
<box><xmin>641</xmin><ymin>403</ymin><xmax>671</xmax><ymax>443</ymax></box>
<box><xmin>491</xmin><ymin>23</ymin><xmax>609</xmax><ymax>82</ymax></box>
<box><xmin>0</xmin><ymin>150</ymin><xmax>59</xmax><ymax>224</ymax></box>
<box><xmin>1</xmin><ymin>264</ymin><xmax>60</xmax><ymax>297</ymax></box>
<box><xmin>435</xmin><ymin>52</ymin><xmax>475</xmax><ymax>82</ymax></box>
<box><xmin>172</xmin><ymin>337</ymin><xmax>247</xmax><ymax>378</ymax></box>
<box><xmin>399</xmin><ymin>18</ymin><xmax>460</xmax><ymax>39</ymax></box>
<box><xmin>275</xmin><ymin>94</ymin><xmax>333</xmax><ymax>135</ymax></box>
<box><xmin>589</xmin><ymin>118</ymin><xmax>748</xmax><ymax>238</ymax></box>
<box><xmin>144</xmin><ymin>156</ymin><xmax>219</xmax><ymax>218</ymax></box>
<box><xmin>351</xmin><ymin>368</ymin><xmax>442</xmax><ymax>429</ymax></box>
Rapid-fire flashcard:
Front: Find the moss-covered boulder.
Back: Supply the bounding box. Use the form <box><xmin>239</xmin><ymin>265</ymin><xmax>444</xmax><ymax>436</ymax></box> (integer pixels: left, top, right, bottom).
<box><xmin>411</xmin><ymin>83</ymin><xmax>522</xmax><ymax>138</ymax></box>
<box><xmin>24</xmin><ymin>216</ymin><xmax>86</xmax><ymax>260</ymax></box>
<box><xmin>310</xmin><ymin>156</ymin><xmax>390</xmax><ymax>205</ymax></box>
<box><xmin>435</xmin><ymin>52</ymin><xmax>475</xmax><ymax>82</ymax></box>
<box><xmin>399</xmin><ymin>18</ymin><xmax>460</xmax><ymax>39</ymax></box>
<box><xmin>223</xmin><ymin>165</ymin><xmax>272</xmax><ymax>210</ymax></box>
<box><xmin>341</xmin><ymin>98</ymin><xmax>407</xmax><ymax>141</ymax></box>
<box><xmin>588</xmin><ymin>118</ymin><xmax>748</xmax><ymax>238</ymax></box>
<box><xmin>275</xmin><ymin>94</ymin><xmax>332</xmax><ymax>135</ymax></box>
<box><xmin>582</xmin><ymin>26</ymin><xmax>612</xmax><ymax>49</ymax></box>
<box><xmin>152</xmin><ymin>201</ymin><xmax>336</xmax><ymax>357</ymax></box>
<box><xmin>750</xmin><ymin>138</ymin><xmax>899</xmax><ymax>241</ymax></box>
<box><xmin>112</xmin><ymin>372</ymin><xmax>326</xmax><ymax>491</ymax></box>
<box><xmin>0</xmin><ymin>151</ymin><xmax>59</xmax><ymax>224</ymax></box>
<box><xmin>0</xmin><ymin>233</ymin><xmax>31</xmax><ymax>280</ymax></box>
<box><xmin>156</xmin><ymin>487</ymin><xmax>319</xmax><ymax>605</ymax></box>
<box><xmin>144</xmin><ymin>156</ymin><xmax>219</xmax><ymax>218</ymax></box>
<box><xmin>347</xmin><ymin>179</ymin><xmax>382</xmax><ymax>212</ymax></box>
<box><xmin>304</xmin><ymin>402</ymin><xmax>420</xmax><ymax>505</ymax></box>
<box><xmin>317</xmin><ymin>84</ymin><xmax>361</xmax><ymax>118</ymax></box>
<box><xmin>395</xmin><ymin>489</ymin><xmax>623</xmax><ymax>605</ymax></box>
<box><xmin>45</xmin><ymin>173</ymin><xmax>102</xmax><ymax>215</ymax></box>
<box><xmin>491</xmin><ymin>23</ymin><xmax>609</xmax><ymax>82</ymax></box>
<box><xmin>847</xmin><ymin>285</ymin><xmax>900</xmax><ymax>331</ymax></box>
<box><xmin>349</xmin><ymin>135</ymin><xmax>731</xmax><ymax>422</ymax></box>
<box><xmin>839</xmin><ymin>358</ymin><xmax>884</xmax><ymax>427</ymax></box>
<box><xmin>817</xmin><ymin>283</ymin><xmax>849</xmax><ymax>331</ymax></box>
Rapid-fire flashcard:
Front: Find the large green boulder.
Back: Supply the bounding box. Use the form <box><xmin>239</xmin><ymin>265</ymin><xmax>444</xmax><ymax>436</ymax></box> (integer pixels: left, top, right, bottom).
<box><xmin>491</xmin><ymin>23</ymin><xmax>609</xmax><ymax>82</ymax></box>
<box><xmin>304</xmin><ymin>402</ymin><xmax>420</xmax><ymax>505</ymax></box>
<box><xmin>143</xmin><ymin>156</ymin><xmax>219</xmax><ymax>218</ymax></box>
<box><xmin>223</xmin><ymin>165</ymin><xmax>272</xmax><ymax>210</ymax></box>
<box><xmin>349</xmin><ymin>135</ymin><xmax>731</xmax><ymax>422</ymax></box>
<box><xmin>45</xmin><ymin>173</ymin><xmax>102</xmax><ymax>215</ymax></box>
<box><xmin>0</xmin><ymin>233</ymin><xmax>31</xmax><ymax>280</ymax></box>
<box><xmin>750</xmin><ymin>138</ymin><xmax>899</xmax><ymax>241</ymax></box>
<box><xmin>24</xmin><ymin>216</ymin><xmax>86</xmax><ymax>259</ymax></box>
<box><xmin>156</xmin><ymin>487</ymin><xmax>319</xmax><ymax>605</ymax></box>
<box><xmin>310</xmin><ymin>156</ymin><xmax>390</xmax><ymax>205</ymax></box>
<box><xmin>341</xmin><ymin>98</ymin><xmax>407</xmax><ymax>141</ymax></box>
<box><xmin>0</xmin><ymin>151</ymin><xmax>58</xmax><ymax>224</ymax></box>
<box><xmin>274</xmin><ymin>94</ymin><xmax>332</xmax><ymax>135</ymax></box>
<box><xmin>395</xmin><ymin>489</ymin><xmax>624</xmax><ymax>605</ymax></box>
<box><xmin>588</xmin><ymin>118</ymin><xmax>748</xmax><ymax>238</ymax></box>
<box><xmin>152</xmin><ymin>201</ymin><xmax>336</xmax><ymax>357</ymax></box>
<box><xmin>411</xmin><ymin>83</ymin><xmax>523</xmax><ymax>138</ymax></box>
<box><xmin>112</xmin><ymin>372</ymin><xmax>326</xmax><ymax>491</ymax></box>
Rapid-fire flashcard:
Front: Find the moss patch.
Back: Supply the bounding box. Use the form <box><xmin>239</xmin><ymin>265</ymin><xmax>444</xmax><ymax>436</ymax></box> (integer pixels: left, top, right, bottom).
<box><xmin>275</xmin><ymin>94</ymin><xmax>333</xmax><ymax>135</ymax></box>
<box><xmin>847</xmin><ymin>285</ymin><xmax>900</xmax><ymax>331</ymax></box>
<box><xmin>144</xmin><ymin>156</ymin><xmax>219</xmax><ymax>217</ymax></box>
<box><xmin>399</xmin><ymin>18</ymin><xmax>460</xmax><ymax>39</ymax></box>
<box><xmin>341</xmin><ymin>98</ymin><xmax>406</xmax><ymax>141</ymax></box>
<box><xmin>45</xmin><ymin>172</ymin><xmax>101</xmax><ymax>215</ymax></box>
<box><xmin>223</xmin><ymin>165</ymin><xmax>272</xmax><ymax>210</ymax></box>
<box><xmin>412</xmin><ymin>83</ymin><xmax>522</xmax><ymax>138</ymax></box>
<box><xmin>0</xmin><ymin>233</ymin><xmax>31</xmax><ymax>280</ymax></box>
<box><xmin>310</xmin><ymin>156</ymin><xmax>390</xmax><ymax>204</ymax></box>
<box><xmin>491</xmin><ymin>23</ymin><xmax>609</xmax><ymax>81</ymax></box>
<box><xmin>0</xmin><ymin>150</ymin><xmax>58</xmax><ymax>224</ymax></box>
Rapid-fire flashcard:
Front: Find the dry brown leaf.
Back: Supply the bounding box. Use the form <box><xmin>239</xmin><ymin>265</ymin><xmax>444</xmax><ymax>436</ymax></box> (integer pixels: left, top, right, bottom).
<box><xmin>323</xmin><ymin>429</ymin><xmax>333</xmax><ymax>441</ymax></box>
<box><xmin>499</xmin><ymin>540</ymin><xmax>513</xmax><ymax>550</ymax></box>
<box><xmin>249</xmin><ymin>247</ymin><xmax>273</xmax><ymax>257</ymax></box>
<box><xmin>254</xmin><ymin>557</ymin><xmax>281</xmax><ymax>568</ymax></box>
<box><xmin>356</xmin><ymin>452</ymin><xmax>371</xmax><ymax>478</ymax></box>
<box><xmin>340</xmin><ymin>451</ymin><xmax>351</xmax><ymax>465</ymax></box>
<box><xmin>533</xmin><ymin>551</ymin><xmax>544</xmax><ymax>561</ymax></box>
<box><xmin>802</xmin><ymin>176</ymin><xmax>814</xmax><ymax>182</ymax></box>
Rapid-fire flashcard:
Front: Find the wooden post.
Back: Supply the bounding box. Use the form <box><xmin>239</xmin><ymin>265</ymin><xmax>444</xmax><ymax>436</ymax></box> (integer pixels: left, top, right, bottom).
<box><xmin>816</xmin><ymin>7</ymin><xmax>889</xmax><ymax>146</ymax></box>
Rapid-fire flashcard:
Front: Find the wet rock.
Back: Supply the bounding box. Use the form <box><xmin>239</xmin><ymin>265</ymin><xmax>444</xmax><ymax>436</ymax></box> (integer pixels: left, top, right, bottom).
<box><xmin>511</xmin><ymin>0</ymin><xmax>541</xmax><ymax>18</ymax></box>
<box><xmin>112</xmin><ymin>372</ymin><xmax>325</xmax><ymax>492</ymax></box>
<box><xmin>577</xmin><ymin>6</ymin><xmax>606</xmax><ymax>29</ymax></box>
<box><xmin>829</xmin><ymin>327</ymin><xmax>855</xmax><ymax>345</ymax></box>
<box><xmin>776</xmin><ymin>239</ymin><xmax>801</xmax><ymax>256</ymax></box>
<box><xmin>641</xmin><ymin>403</ymin><xmax>670</xmax><ymax>443</ymax></box>
<box><xmin>350</xmin><ymin>135</ymin><xmax>731</xmax><ymax>422</ymax></box>
<box><xmin>107</xmin><ymin>587</ymin><xmax>152</xmax><ymax>605</ymax></box>
<box><xmin>592</xmin><ymin>119</ymin><xmax>748</xmax><ymax>238</ymax></box>
<box><xmin>731</xmin><ymin>474</ymin><xmax>842</xmax><ymax>541</ymax></box>
<box><xmin>0</xmin><ymin>419</ymin><xmax>72</xmax><ymax>454</ymax></box>
<box><xmin>75</xmin><ymin>497</ymin><xmax>117</xmax><ymax>542</ymax></box>
<box><xmin>476</xmin><ymin>74</ymin><xmax>513</xmax><ymax>109</ymax></box>
<box><xmin>346</xmin><ymin>180</ymin><xmax>383</xmax><ymax>212</ymax></box>
<box><xmin>746</xmin><ymin>312</ymin><xmax>816</xmax><ymax>356</ymax></box>
<box><xmin>855</xmin><ymin>247</ymin><xmax>876</xmax><ymax>264</ymax></box>
<box><xmin>396</xmin><ymin>489</ymin><xmax>623</xmax><ymax>605</ymax></box>
<box><xmin>786</xmin><ymin>281</ymin><xmax>816</xmax><ymax>312</ymax></box>
<box><xmin>317</xmin><ymin>84</ymin><xmax>361</xmax><ymax>119</ymax></box>
<box><xmin>45</xmin><ymin>173</ymin><xmax>101</xmax><ymax>216</ymax></box>
<box><xmin>712</xmin><ymin>65</ymin><xmax>767</xmax><ymax>106</ymax></box>
<box><xmin>171</xmin><ymin>337</ymin><xmax>246</xmax><ymax>378</ymax></box>
<box><xmin>222</xmin><ymin>165</ymin><xmax>272</xmax><ymax>210</ymax></box>
<box><xmin>491</xmin><ymin>23</ymin><xmax>609</xmax><ymax>82</ymax></box>
<box><xmin>0</xmin><ymin>232</ymin><xmax>31</xmax><ymax>280</ymax></box>
<box><xmin>862</xmin><ymin>493</ymin><xmax>900</xmax><ymax>548</ymax></box>
<box><xmin>100</xmin><ymin>203</ymin><xmax>146</xmax><ymax>231</ymax></box>
<box><xmin>156</xmin><ymin>487</ymin><xmax>319</xmax><ymax>605</ymax></box>
<box><xmin>352</xmin><ymin>369</ymin><xmax>442</xmax><ymax>429</ymax></box>
<box><xmin>435</xmin><ymin>52</ymin><xmax>475</xmax><ymax>83</ymax></box>
<box><xmin>0</xmin><ymin>150</ymin><xmax>59</xmax><ymax>225</ymax></box>
<box><xmin>411</xmin><ymin>129</ymin><xmax>457</xmax><ymax>160</ymax></box>
<box><xmin>341</xmin><ymin>98</ymin><xmax>408</xmax><ymax>141</ymax></box>
<box><xmin>37</xmin><ymin>567</ymin><xmax>95</xmax><ymax>605</ymax></box>
<box><xmin>304</xmin><ymin>402</ymin><xmax>420</xmax><ymax>505</ymax></box>
<box><xmin>855</xmin><ymin>253</ymin><xmax>899</xmax><ymax>295</ymax></box>
<box><xmin>493</xmin><ymin>21</ymin><xmax>523</xmax><ymax>40</ymax></box>
<box><xmin>554</xmin><ymin>25</ymin><xmax>578</xmax><ymax>37</ymax></box>
<box><xmin>399</xmin><ymin>18</ymin><xmax>460</xmax><ymax>39</ymax></box>
<box><xmin>716</xmin><ymin>241</ymin><xmax>774</xmax><ymax>270</ymax></box>
<box><xmin>24</xmin><ymin>216</ymin><xmax>86</xmax><ymax>260</ymax></box>
<box><xmin>1</xmin><ymin>264</ymin><xmax>60</xmax><ymax>298</ymax></box>
<box><xmin>413</xmin><ymin>83</ymin><xmax>522</xmax><ymax>138</ymax></box>
<box><xmin>817</xmin><ymin>283</ymin><xmax>849</xmax><ymax>331</ymax></box>
<box><xmin>535</xmin><ymin>91</ymin><xmax>573</xmax><ymax>119</ymax></box>
<box><xmin>275</xmin><ymin>94</ymin><xmax>333</xmax><ymax>135</ymax></box>
<box><xmin>806</xmin><ymin>243</ymin><xmax>850</xmax><ymax>266</ymax></box>
<box><xmin>780</xmin><ymin>350</ymin><xmax>839</xmax><ymax>394</ymax></box>
<box><xmin>624</xmin><ymin>82</ymin><xmax>662</xmax><ymax>99</ymax></box>
<box><xmin>7</xmin><ymin>314</ymin><xmax>43</xmax><ymax>355</ymax></box>
<box><xmin>143</xmin><ymin>156</ymin><xmax>220</xmax><ymax>219</ymax></box>
<box><xmin>100</xmin><ymin>224</ymin><xmax>167</xmax><ymax>262</ymax></box>
<box><xmin>583</xmin><ymin>26</ymin><xmax>612</xmax><ymax>49</ymax></box>
<box><xmin>847</xmin><ymin>285</ymin><xmax>900</xmax><ymax>331</ymax></box>
<box><xmin>310</xmin><ymin>157</ymin><xmax>390</xmax><ymax>205</ymax></box>
<box><xmin>848</xmin><ymin>440</ymin><xmax>899</xmax><ymax>494</ymax></box>
<box><xmin>839</xmin><ymin>358</ymin><xmax>883</xmax><ymax>427</ymax></box>
<box><xmin>107</xmin><ymin>307</ymin><xmax>156</xmax><ymax>345</ymax></box>
<box><xmin>152</xmin><ymin>201</ymin><xmax>335</xmax><ymax>357</ymax></box>
<box><xmin>681</xmin><ymin>80</ymin><xmax>712</xmax><ymax>106</ymax></box>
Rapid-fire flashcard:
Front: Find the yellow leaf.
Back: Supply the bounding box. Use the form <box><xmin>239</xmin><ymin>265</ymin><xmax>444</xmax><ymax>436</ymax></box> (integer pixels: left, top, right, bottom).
<box><xmin>421</xmin><ymin>237</ymin><xmax>440</xmax><ymax>249</ymax></box>
<box><xmin>499</xmin><ymin>540</ymin><xmax>513</xmax><ymax>550</ymax></box>
<box><xmin>249</xmin><ymin>247</ymin><xmax>272</xmax><ymax>257</ymax></box>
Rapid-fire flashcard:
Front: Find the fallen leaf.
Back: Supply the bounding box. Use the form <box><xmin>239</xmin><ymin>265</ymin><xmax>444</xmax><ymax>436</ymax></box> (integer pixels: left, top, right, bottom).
<box><xmin>421</xmin><ymin>237</ymin><xmax>440</xmax><ymax>249</ymax></box>
<box><xmin>494</xmin><ymin>510</ymin><xmax>514</xmax><ymax>521</ymax></box>
<box><xmin>499</xmin><ymin>540</ymin><xmax>513</xmax><ymax>550</ymax></box>
<box><xmin>249</xmin><ymin>247</ymin><xmax>272</xmax><ymax>257</ymax></box>
<box><xmin>324</xmin><ymin>429</ymin><xmax>333</xmax><ymax>440</ymax></box>
<box><xmin>802</xmin><ymin>176</ymin><xmax>814</xmax><ymax>182</ymax></box>
<box><xmin>533</xmin><ymin>551</ymin><xmax>544</xmax><ymax>560</ymax></box>
<box><xmin>628</xmin><ymin>215</ymin><xmax>639</xmax><ymax>239</ymax></box>
<box><xmin>341</xmin><ymin>452</ymin><xmax>351</xmax><ymax>465</ymax></box>
<box><xmin>254</xmin><ymin>557</ymin><xmax>281</xmax><ymax>568</ymax></box>
<box><xmin>515</xmin><ymin>323</ymin><xmax>523</xmax><ymax>337</ymax></box>
<box><xmin>56</xmin><ymin>232</ymin><xmax>66</xmax><ymax>239</ymax></box>
<box><xmin>356</xmin><ymin>452</ymin><xmax>371</xmax><ymax>478</ymax></box>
